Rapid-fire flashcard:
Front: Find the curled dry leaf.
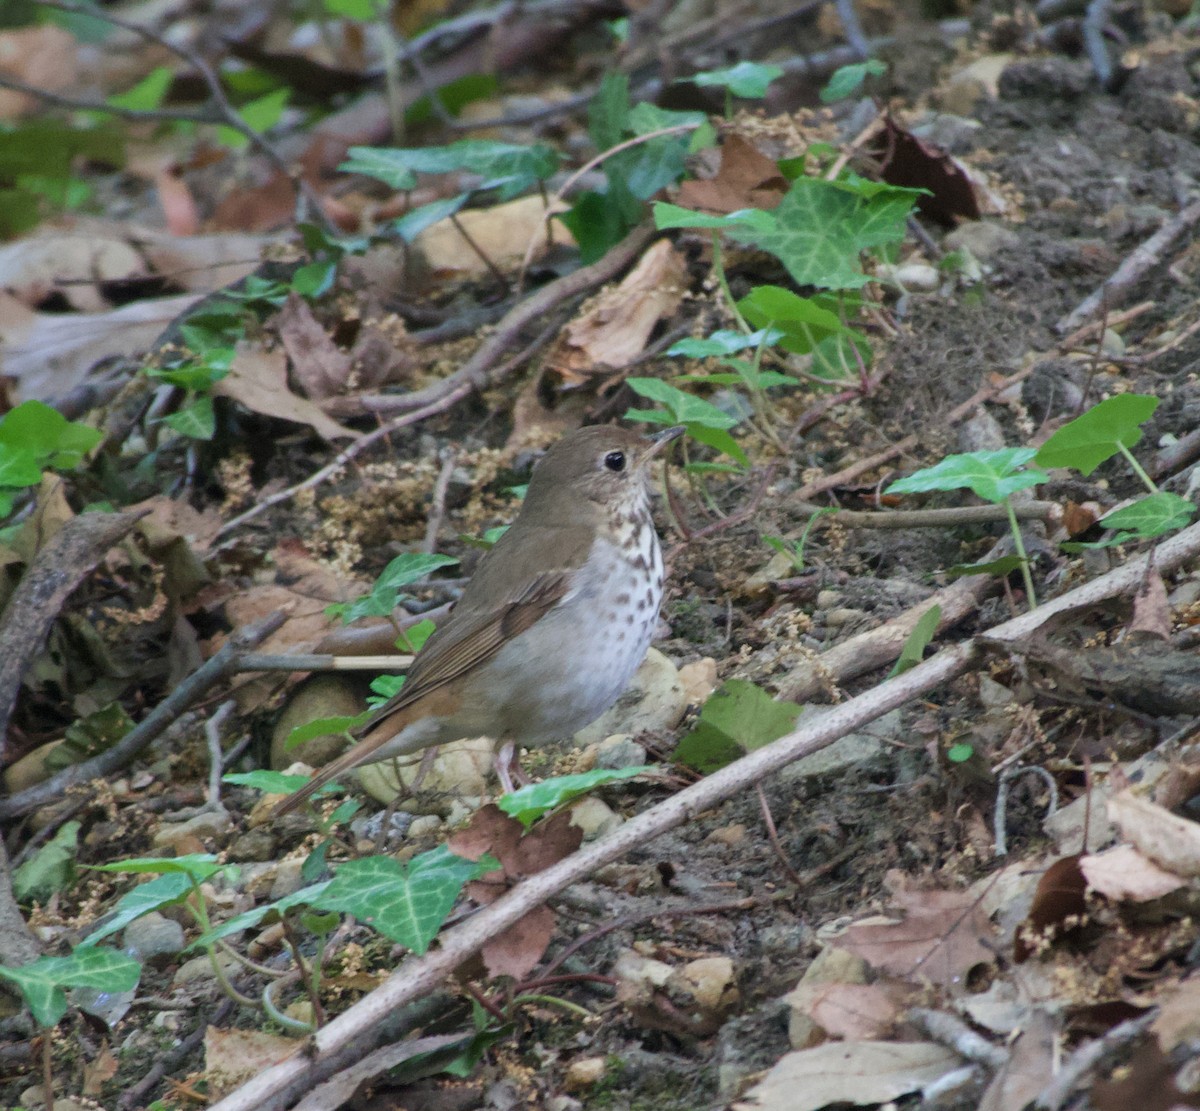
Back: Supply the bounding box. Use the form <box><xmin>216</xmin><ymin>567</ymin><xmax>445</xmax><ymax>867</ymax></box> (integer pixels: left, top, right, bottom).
<box><xmin>1107</xmin><ymin>790</ymin><xmax>1200</xmax><ymax>878</ymax></box>
<box><xmin>838</xmin><ymin>870</ymin><xmax>996</xmax><ymax>986</ymax></box>
<box><xmin>546</xmin><ymin>239</ymin><xmax>688</xmax><ymax>382</ymax></box>
<box><xmin>1080</xmin><ymin>842</ymin><xmax>1186</xmax><ymax>903</ymax></box>
<box><xmin>213</xmin><ymin>346</ymin><xmax>361</xmax><ymax>442</ymax></box>
<box><xmin>1127</xmin><ymin>566</ymin><xmax>1171</xmax><ymax>639</ymax></box>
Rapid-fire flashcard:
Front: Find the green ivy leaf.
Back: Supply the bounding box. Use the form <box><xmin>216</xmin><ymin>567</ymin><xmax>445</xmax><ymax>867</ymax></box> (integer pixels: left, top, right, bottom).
<box><xmin>667</xmin><ymin>328</ymin><xmax>784</xmax><ymax>358</ymax></box>
<box><xmin>0</xmin><ymin>399</ymin><xmax>102</xmax><ymax>469</ymax></box>
<box><xmin>89</xmin><ymin>853</ymin><xmax>223</xmax><ymax>879</ymax></box>
<box><xmin>820</xmin><ymin>59</ymin><xmax>887</xmax><ymax>103</ymax></box>
<box><xmin>726</xmin><ymin>176</ymin><xmax>922</xmax><ymax>290</ymax></box>
<box><xmin>625</xmin><ymin>378</ymin><xmax>738</xmax><ymax>430</ymax></box>
<box><xmin>185</xmin><ymin>881</ymin><xmax>332</xmax><ymax>952</ymax></box>
<box><xmin>0</xmin><ymin>949</ymin><xmax>141</xmax><ymax>1028</ymax></box>
<box><xmin>223</xmin><ymin>769</ymin><xmax>344</xmax><ymax>798</ymax></box>
<box><xmin>675</xmin><ymin>680</ymin><xmax>801</xmax><ymax>773</ymax></box>
<box><xmin>162</xmin><ymin>395</ymin><xmax>215</xmax><ymax>441</ymax></box>
<box><xmin>77</xmin><ymin>873</ymin><xmax>195</xmax><ymax>948</ymax></box>
<box><xmin>497</xmin><ymin>766</ymin><xmax>651</xmax><ymax>828</ymax></box>
<box><xmin>342</xmin><ymin>140</ymin><xmax>558</xmax><ymax>201</ymax></box>
<box><xmin>217</xmin><ymin>88</ymin><xmax>290</xmax><ymax>149</ymax></box>
<box><xmin>888</xmin><ymin>604</ymin><xmax>941</xmax><ymax>678</ymax></box>
<box><xmin>688</xmin><ymin>61</ymin><xmax>783</xmax><ymax>99</ymax></box>
<box><xmin>1034</xmin><ymin>394</ymin><xmax>1160</xmax><ymax>476</ymax></box>
<box><xmin>13</xmin><ymin>821</ymin><xmax>79</xmax><ymax>905</ymax></box>
<box><xmin>737</xmin><ymin>285</ymin><xmax>844</xmax><ymax>354</ymax></box>
<box><xmin>283</xmin><ymin>714</ymin><xmax>367</xmax><ymax>751</ymax></box>
<box><xmin>108</xmin><ymin>67</ymin><xmax>173</xmax><ymax>111</ymax></box>
<box><xmin>945</xmin><ymin>554</ymin><xmax>1028</xmax><ymax>579</ymax></box>
<box><xmin>393</xmin><ymin>194</ymin><xmax>468</xmax><ymax>243</ymax></box>
<box><xmin>326</xmin><ymin>552</ymin><xmax>459</xmax><ymax>623</ymax></box>
<box><xmin>1062</xmin><ymin>491</ymin><xmax>1196</xmax><ymax>549</ymax></box>
<box><xmin>885</xmin><ymin>448</ymin><xmax>1047</xmax><ymax>505</ymax></box>
<box><xmin>313</xmin><ymin>846</ymin><xmax>492</xmax><ymax>953</ymax></box>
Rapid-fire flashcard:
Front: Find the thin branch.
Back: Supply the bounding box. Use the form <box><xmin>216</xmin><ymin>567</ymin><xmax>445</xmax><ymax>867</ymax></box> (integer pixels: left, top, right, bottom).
<box><xmin>0</xmin><ymin>76</ymin><xmax>219</xmax><ymax>124</ymax></box>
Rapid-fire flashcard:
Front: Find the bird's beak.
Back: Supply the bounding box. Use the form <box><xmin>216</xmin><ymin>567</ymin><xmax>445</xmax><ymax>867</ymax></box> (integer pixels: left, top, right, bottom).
<box><xmin>642</xmin><ymin>425</ymin><xmax>685</xmax><ymax>461</ymax></box>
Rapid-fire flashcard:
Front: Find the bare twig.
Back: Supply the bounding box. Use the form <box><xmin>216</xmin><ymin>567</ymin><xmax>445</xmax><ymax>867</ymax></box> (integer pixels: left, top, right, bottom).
<box><xmin>993</xmin><ymin>765</ymin><xmax>1059</xmax><ymax>856</ymax></box>
<box><xmin>1033</xmin><ymin>1011</ymin><xmax>1157</xmax><ymax>1110</ymax></box>
<box><xmin>1057</xmin><ymin>199</ymin><xmax>1200</xmax><ymax>334</ymax></box>
<box><xmin>834</xmin><ymin>0</ymin><xmax>871</xmax><ymax>59</ymax></box>
<box><xmin>1082</xmin><ymin>0</ymin><xmax>1115</xmax><ymax>88</ymax></box>
<box><xmin>756</xmin><ymin>784</ymin><xmax>805</xmax><ymax>887</ymax></box>
<box><xmin>422</xmin><ymin>452</ymin><xmax>458</xmax><ymax>555</ymax></box>
<box><xmin>796</xmin><ymin>501</ymin><xmax>1060</xmax><ymax>530</ymax></box>
<box><xmin>207</xmin><ymin>522</ymin><xmax>1200</xmax><ymax>1111</ymax></box>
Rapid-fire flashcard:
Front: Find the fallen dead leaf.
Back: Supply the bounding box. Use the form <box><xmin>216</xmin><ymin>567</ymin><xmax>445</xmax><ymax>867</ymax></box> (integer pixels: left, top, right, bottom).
<box><xmin>1080</xmin><ymin>843</ymin><xmax>1186</xmax><ymax>903</ymax></box>
<box><xmin>838</xmin><ymin>870</ymin><xmax>996</xmax><ymax>986</ymax></box>
<box><xmin>733</xmin><ymin>1040</ymin><xmax>962</xmax><ymax>1111</ymax></box>
<box><xmin>977</xmin><ymin>1007</ymin><xmax>1056</xmax><ymax>1111</ymax></box>
<box><xmin>546</xmin><ymin>239</ymin><xmax>688</xmax><ymax>381</ymax></box>
<box><xmin>1014</xmin><ymin>855</ymin><xmax>1088</xmax><ymax>963</ymax></box>
<box><xmin>1107</xmin><ymin>790</ymin><xmax>1200</xmax><ymax>878</ymax></box>
<box><xmin>1126</xmin><ymin>566</ymin><xmax>1171</xmax><ymax>639</ymax></box>
<box><xmin>204</xmin><ymin>1026</ymin><xmax>301</xmax><ymax>1100</ymax></box>
<box><xmin>676</xmin><ymin>133</ymin><xmax>788</xmax><ymax>215</ymax></box>
<box><xmin>276</xmin><ymin>292</ymin><xmax>354</xmax><ymax>402</ymax></box>
<box><xmin>213</xmin><ymin>345</ymin><xmax>361</xmax><ymax>442</ymax></box>
<box><xmin>0</xmin><ymin>24</ymin><xmax>78</xmax><ymax>119</ymax></box>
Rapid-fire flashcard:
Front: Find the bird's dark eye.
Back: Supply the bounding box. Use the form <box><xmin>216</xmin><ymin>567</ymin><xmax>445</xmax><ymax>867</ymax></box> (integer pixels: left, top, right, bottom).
<box><xmin>604</xmin><ymin>450</ymin><xmax>626</xmax><ymax>472</ymax></box>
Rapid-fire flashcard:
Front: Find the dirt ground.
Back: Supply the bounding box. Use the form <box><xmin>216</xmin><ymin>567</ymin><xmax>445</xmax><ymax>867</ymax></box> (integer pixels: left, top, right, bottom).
<box><xmin>2</xmin><ymin>0</ymin><xmax>1200</xmax><ymax>1108</ymax></box>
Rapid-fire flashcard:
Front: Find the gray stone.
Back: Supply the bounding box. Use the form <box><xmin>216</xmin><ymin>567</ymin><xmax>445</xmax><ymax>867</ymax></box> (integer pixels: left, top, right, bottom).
<box><xmin>124</xmin><ymin>912</ymin><xmax>185</xmax><ymax>963</ymax></box>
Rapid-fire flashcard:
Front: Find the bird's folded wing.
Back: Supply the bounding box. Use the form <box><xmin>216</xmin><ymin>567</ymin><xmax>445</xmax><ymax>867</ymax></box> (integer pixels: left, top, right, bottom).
<box><xmin>352</xmin><ymin>569</ymin><xmax>575</xmax><ymax>737</ymax></box>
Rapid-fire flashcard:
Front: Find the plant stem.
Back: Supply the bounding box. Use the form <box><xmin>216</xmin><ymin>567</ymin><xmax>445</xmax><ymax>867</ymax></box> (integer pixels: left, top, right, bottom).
<box><xmin>42</xmin><ymin>1028</ymin><xmax>54</xmax><ymax>1109</ymax></box>
<box><xmin>710</xmin><ymin>232</ymin><xmax>752</xmax><ymax>334</ymax></box>
<box><xmin>509</xmin><ymin>993</ymin><xmax>593</xmax><ymax>1018</ymax></box>
<box><xmin>1004</xmin><ymin>497</ymin><xmax>1038</xmax><ymax>610</ymax></box>
<box><xmin>1117</xmin><ymin>442</ymin><xmax>1160</xmax><ymax>495</ymax></box>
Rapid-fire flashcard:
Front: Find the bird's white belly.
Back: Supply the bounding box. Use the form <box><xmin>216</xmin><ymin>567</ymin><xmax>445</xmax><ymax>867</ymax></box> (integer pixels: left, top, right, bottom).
<box><xmin>482</xmin><ymin>532</ymin><xmax>663</xmax><ymax>743</ymax></box>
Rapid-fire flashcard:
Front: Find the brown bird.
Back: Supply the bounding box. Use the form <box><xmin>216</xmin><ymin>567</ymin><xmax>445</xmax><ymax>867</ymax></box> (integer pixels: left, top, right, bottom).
<box><xmin>275</xmin><ymin>424</ymin><xmax>683</xmax><ymax>816</ymax></box>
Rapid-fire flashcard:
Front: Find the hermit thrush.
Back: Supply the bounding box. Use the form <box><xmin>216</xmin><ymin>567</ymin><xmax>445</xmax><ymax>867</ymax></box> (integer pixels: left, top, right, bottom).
<box><xmin>275</xmin><ymin>424</ymin><xmax>683</xmax><ymax>816</ymax></box>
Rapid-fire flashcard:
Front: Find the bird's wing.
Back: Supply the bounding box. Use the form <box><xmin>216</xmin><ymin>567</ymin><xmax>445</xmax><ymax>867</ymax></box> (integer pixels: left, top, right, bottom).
<box><xmin>353</xmin><ymin>522</ymin><xmax>596</xmax><ymax>731</ymax></box>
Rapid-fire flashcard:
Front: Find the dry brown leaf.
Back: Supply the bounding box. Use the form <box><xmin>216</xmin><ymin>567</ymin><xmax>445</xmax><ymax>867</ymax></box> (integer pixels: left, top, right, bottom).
<box><xmin>1150</xmin><ymin>974</ymin><xmax>1200</xmax><ymax>1052</ymax></box>
<box><xmin>213</xmin><ymin>345</ymin><xmax>361</xmax><ymax>442</ymax></box>
<box><xmin>135</xmin><ymin>230</ymin><xmax>265</xmax><ymax>293</ymax></box>
<box><xmin>1014</xmin><ymin>855</ymin><xmax>1088</xmax><ymax>963</ymax></box>
<box><xmin>81</xmin><ymin>1042</ymin><xmax>118</xmax><ymax>1097</ymax></box>
<box><xmin>1080</xmin><ymin>843</ymin><xmax>1186</xmax><ymax>903</ymax></box>
<box><xmin>3</xmin><ymin>293</ymin><xmax>202</xmax><ymax>404</ymax></box>
<box><xmin>276</xmin><ymin>293</ymin><xmax>354</xmax><ymax>401</ymax></box>
<box><xmin>0</xmin><ymin>233</ymin><xmax>148</xmax><ymax>311</ymax></box>
<box><xmin>415</xmin><ymin>195</ymin><xmax>574</xmax><ymax>277</ymax></box>
<box><xmin>733</xmin><ymin>1041</ymin><xmax>962</xmax><ymax>1111</ymax></box>
<box><xmin>676</xmin><ymin>133</ymin><xmax>788</xmax><ymax>214</ymax></box>
<box><xmin>1091</xmin><ymin>1037</ymin><xmax>1200</xmax><ymax>1110</ymax></box>
<box><xmin>1127</xmin><ymin>567</ymin><xmax>1171</xmax><ymax>639</ymax></box>
<box><xmin>156</xmin><ymin>166</ymin><xmax>201</xmax><ymax>238</ymax></box>
<box><xmin>978</xmin><ymin>1008</ymin><xmax>1057</xmax><ymax>1111</ymax></box>
<box><xmin>805</xmin><ymin>982</ymin><xmax>902</xmax><ymax>1041</ymax></box>
<box><xmin>1107</xmin><ymin>790</ymin><xmax>1200</xmax><ymax>877</ymax></box>
<box><xmin>449</xmin><ymin>804</ymin><xmax>583</xmax><ymax>980</ymax></box>
<box><xmin>838</xmin><ymin>870</ymin><xmax>996</xmax><ymax>986</ymax></box>
<box><xmin>547</xmin><ymin>239</ymin><xmax>688</xmax><ymax>381</ymax></box>
<box><xmin>132</xmin><ymin>495</ymin><xmax>225</xmax><ymax>555</ymax></box>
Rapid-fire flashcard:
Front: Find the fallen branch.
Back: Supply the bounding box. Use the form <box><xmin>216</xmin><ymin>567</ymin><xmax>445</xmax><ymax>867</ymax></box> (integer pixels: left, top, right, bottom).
<box><xmin>797</xmin><ymin>500</ymin><xmax>1060</xmax><ymax>530</ymax></box>
<box><xmin>207</xmin><ymin>520</ymin><xmax>1200</xmax><ymax>1111</ymax></box>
